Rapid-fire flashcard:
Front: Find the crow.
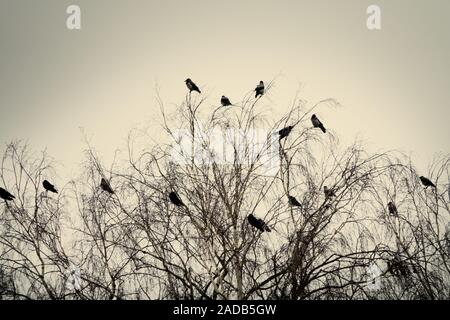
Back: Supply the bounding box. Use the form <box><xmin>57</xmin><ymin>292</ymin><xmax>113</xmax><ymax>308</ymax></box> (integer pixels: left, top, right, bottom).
<box><xmin>221</xmin><ymin>95</ymin><xmax>232</xmax><ymax>106</ymax></box>
<box><xmin>392</xmin><ymin>259</ymin><xmax>411</xmax><ymax>278</ymax></box>
<box><xmin>0</xmin><ymin>187</ymin><xmax>15</xmax><ymax>201</ymax></box>
<box><xmin>278</xmin><ymin>126</ymin><xmax>293</xmax><ymax>140</ymax></box>
<box><xmin>387</xmin><ymin>201</ymin><xmax>398</xmax><ymax>216</ymax></box>
<box><xmin>185</xmin><ymin>78</ymin><xmax>201</xmax><ymax>94</ymax></box>
<box><xmin>100</xmin><ymin>178</ymin><xmax>114</xmax><ymax>194</ymax></box>
<box><xmin>169</xmin><ymin>191</ymin><xmax>185</xmax><ymax>207</ymax></box>
<box><xmin>387</xmin><ymin>260</ymin><xmax>402</xmax><ymax>277</ymax></box>
<box><xmin>255</xmin><ymin>81</ymin><xmax>265</xmax><ymax>98</ymax></box>
<box><xmin>311</xmin><ymin>114</ymin><xmax>326</xmax><ymax>133</ymax></box>
<box><xmin>247</xmin><ymin>214</ymin><xmax>271</xmax><ymax>232</ymax></box>
<box><xmin>324</xmin><ymin>186</ymin><xmax>335</xmax><ymax>198</ymax></box>
<box><xmin>419</xmin><ymin>176</ymin><xmax>436</xmax><ymax>189</ymax></box>
<box><xmin>288</xmin><ymin>195</ymin><xmax>302</xmax><ymax>207</ymax></box>
<box><xmin>43</xmin><ymin>180</ymin><xmax>58</xmax><ymax>194</ymax></box>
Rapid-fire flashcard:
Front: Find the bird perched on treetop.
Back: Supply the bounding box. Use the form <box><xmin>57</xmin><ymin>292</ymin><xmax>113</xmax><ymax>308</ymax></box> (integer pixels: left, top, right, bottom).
<box><xmin>387</xmin><ymin>201</ymin><xmax>398</xmax><ymax>216</ymax></box>
<box><xmin>221</xmin><ymin>95</ymin><xmax>232</xmax><ymax>107</ymax></box>
<box><xmin>185</xmin><ymin>78</ymin><xmax>201</xmax><ymax>94</ymax></box>
<box><xmin>247</xmin><ymin>214</ymin><xmax>271</xmax><ymax>232</ymax></box>
<box><xmin>288</xmin><ymin>195</ymin><xmax>302</xmax><ymax>207</ymax></box>
<box><xmin>324</xmin><ymin>186</ymin><xmax>335</xmax><ymax>198</ymax></box>
<box><xmin>0</xmin><ymin>187</ymin><xmax>15</xmax><ymax>201</ymax></box>
<box><xmin>311</xmin><ymin>114</ymin><xmax>326</xmax><ymax>133</ymax></box>
<box><xmin>100</xmin><ymin>178</ymin><xmax>114</xmax><ymax>194</ymax></box>
<box><xmin>419</xmin><ymin>176</ymin><xmax>436</xmax><ymax>189</ymax></box>
<box><xmin>255</xmin><ymin>81</ymin><xmax>265</xmax><ymax>98</ymax></box>
<box><xmin>169</xmin><ymin>191</ymin><xmax>185</xmax><ymax>207</ymax></box>
<box><xmin>43</xmin><ymin>180</ymin><xmax>58</xmax><ymax>194</ymax></box>
<box><xmin>278</xmin><ymin>126</ymin><xmax>294</xmax><ymax>140</ymax></box>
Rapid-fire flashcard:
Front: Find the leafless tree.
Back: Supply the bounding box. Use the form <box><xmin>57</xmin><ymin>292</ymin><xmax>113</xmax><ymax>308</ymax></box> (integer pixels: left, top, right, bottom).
<box><xmin>0</xmin><ymin>142</ymin><xmax>70</xmax><ymax>299</ymax></box>
<box><xmin>0</xmin><ymin>83</ymin><xmax>449</xmax><ymax>300</ymax></box>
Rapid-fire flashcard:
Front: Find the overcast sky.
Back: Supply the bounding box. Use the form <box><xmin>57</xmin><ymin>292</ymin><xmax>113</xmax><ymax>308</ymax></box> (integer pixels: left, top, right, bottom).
<box><xmin>1</xmin><ymin>0</ymin><xmax>449</xmax><ymax>181</ymax></box>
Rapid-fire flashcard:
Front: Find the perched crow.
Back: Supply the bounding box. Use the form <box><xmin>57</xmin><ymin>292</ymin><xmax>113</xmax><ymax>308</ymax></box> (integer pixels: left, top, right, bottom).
<box><xmin>255</xmin><ymin>81</ymin><xmax>265</xmax><ymax>98</ymax></box>
<box><xmin>221</xmin><ymin>95</ymin><xmax>232</xmax><ymax>106</ymax></box>
<box><xmin>387</xmin><ymin>201</ymin><xmax>398</xmax><ymax>216</ymax></box>
<box><xmin>311</xmin><ymin>114</ymin><xmax>326</xmax><ymax>133</ymax></box>
<box><xmin>324</xmin><ymin>186</ymin><xmax>335</xmax><ymax>198</ymax></box>
<box><xmin>247</xmin><ymin>214</ymin><xmax>271</xmax><ymax>232</ymax></box>
<box><xmin>185</xmin><ymin>78</ymin><xmax>201</xmax><ymax>94</ymax></box>
<box><xmin>100</xmin><ymin>178</ymin><xmax>114</xmax><ymax>194</ymax></box>
<box><xmin>388</xmin><ymin>256</ymin><xmax>411</xmax><ymax>278</ymax></box>
<box><xmin>43</xmin><ymin>180</ymin><xmax>58</xmax><ymax>194</ymax></box>
<box><xmin>387</xmin><ymin>260</ymin><xmax>401</xmax><ymax>277</ymax></box>
<box><xmin>169</xmin><ymin>191</ymin><xmax>185</xmax><ymax>207</ymax></box>
<box><xmin>278</xmin><ymin>126</ymin><xmax>293</xmax><ymax>140</ymax></box>
<box><xmin>288</xmin><ymin>195</ymin><xmax>302</xmax><ymax>207</ymax></box>
<box><xmin>419</xmin><ymin>176</ymin><xmax>436</xmax><ymax>189</ymax></box>
<box><xmin>0</xmin><ymin>187</ymin><xmax>15</xmax><ymax>201</ymax></box>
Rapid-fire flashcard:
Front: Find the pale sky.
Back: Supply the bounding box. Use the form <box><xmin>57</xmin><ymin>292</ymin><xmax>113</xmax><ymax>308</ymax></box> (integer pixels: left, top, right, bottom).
<box><xmin>1</xmin><ymin>0</ymin><xmax>449</xmax><ymax>180</ymax></box>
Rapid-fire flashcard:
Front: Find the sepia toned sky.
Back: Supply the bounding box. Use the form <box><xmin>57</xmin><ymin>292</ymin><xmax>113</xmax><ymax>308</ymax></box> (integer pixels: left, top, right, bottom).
<box><xmin>1</xmin><ymin>0</ymin><xmax>449</xmax><ymax>181</ymax></box>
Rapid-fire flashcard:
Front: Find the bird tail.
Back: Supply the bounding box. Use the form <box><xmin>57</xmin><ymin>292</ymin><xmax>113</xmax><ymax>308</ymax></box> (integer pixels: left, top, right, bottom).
<box><xmin>320</xmin><ymin>125</ymin><xmax>326</xmax><ymax>133</ymax></box>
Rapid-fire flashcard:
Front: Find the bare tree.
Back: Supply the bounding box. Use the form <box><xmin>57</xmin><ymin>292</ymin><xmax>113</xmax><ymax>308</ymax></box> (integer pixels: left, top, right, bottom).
<box><xmin>0</xmin><ymin>142</ymin><xmax>70</xmax><ymax>299</ymax></box>
<box><xmin>0</xmin><ymin>83</ymin><xmax>449</xmax><ymax>300</ymax></box>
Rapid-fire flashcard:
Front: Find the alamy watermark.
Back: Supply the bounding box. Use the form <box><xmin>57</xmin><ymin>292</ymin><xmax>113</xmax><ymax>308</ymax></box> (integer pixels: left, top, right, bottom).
<box><xmin>65</xmin><ymin>4</ymin><xmax>381</xmax><ymax>31</ymax></box>
<box><xmin>65</xmin><ymin>263</ymin><xmax>81</xmax><ymax>292</ymax></box>
<box><xmin>170</xmin><ymin>126</ymin><xmax>282</xmax><ymax>175</ymax></box>
<box><xmin>367</xmin><ymin>5</ymin><xmax>381</xmax><ymax>30</ymax></box>
<box><xmin>66</xmin><ymin>5</ymin><xmax>81</xmax><ymax>30</ymax></box>
<box><xmin>366</xmin><ymin>263</ymin><xmax>382</xmax><ymax>291</ymax></box>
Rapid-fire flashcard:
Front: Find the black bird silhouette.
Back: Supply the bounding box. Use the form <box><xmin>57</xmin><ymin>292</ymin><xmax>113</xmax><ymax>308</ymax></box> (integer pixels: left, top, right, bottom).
<box><xmin>0</xmin><ymin>187</ymin><xmax>15</xmax><ymax>201</ymax></box>
<box><xmin>43</xmin><ymin>180</ymin><xmax>58</xmax><ymax>194</ymax></box>
<box><xmin>278</xmin><ymin>126</ymin><xmax>293</xmax><ymax>140</ymax></box>
<box><xmin>288</xmin><ymin>195</ymin><xmax>302</xmax><ymax>207</ymax></box>
<box><xmin>169</xmin><ymin>191</ymin><xmax>185</xmax><ymax>207</ymax></box>
<box><xmin>419</xmin><ymin>176</ymin><xmax>436</xmax><ymax>189</ymax></box>
<box><xmin>324</xmin><ymin>186</ymin><xmax>335</xmax><ymax>197</ymax></box>
<box><xmin>221</xmin><ymin>95</ymin><xmax>232</xmax><ymax>106</ymax></box>
<box><xmin>255</xmin><ymin>81</ymin><xmax>265</xmax><ymax>98</ymax></box>
<box><xmin>387</xmin><ymin>260</ymin><xmax>400</xmax><ymax>277</ymax></box>
<box><xmin>247</xmin><ymin>214</ymin><xmax>271</xmax><ymax>232</ymax></box>
<box><xmin>387</xmin><ymin>201</ymin><xmax>398</xmax><ymax>216</ymax></box>
<box><xmin>100</xmin><ymin>178</ymin><xmax>114</xmax><ymax>194</ymax></box>
<box><xmin>388</xmin><ymin>255</ymin><xmax>411</xmax><ymax>278</ymax></box>
<box><xmin>185</xmin><ymin>78</ymin><xmax>201</xmax><ymax>94</ymax></box>
<box><xmin>311</xmin><ymin>114</ymin><xmax>326</xmax><ymax>133</ymax></box>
